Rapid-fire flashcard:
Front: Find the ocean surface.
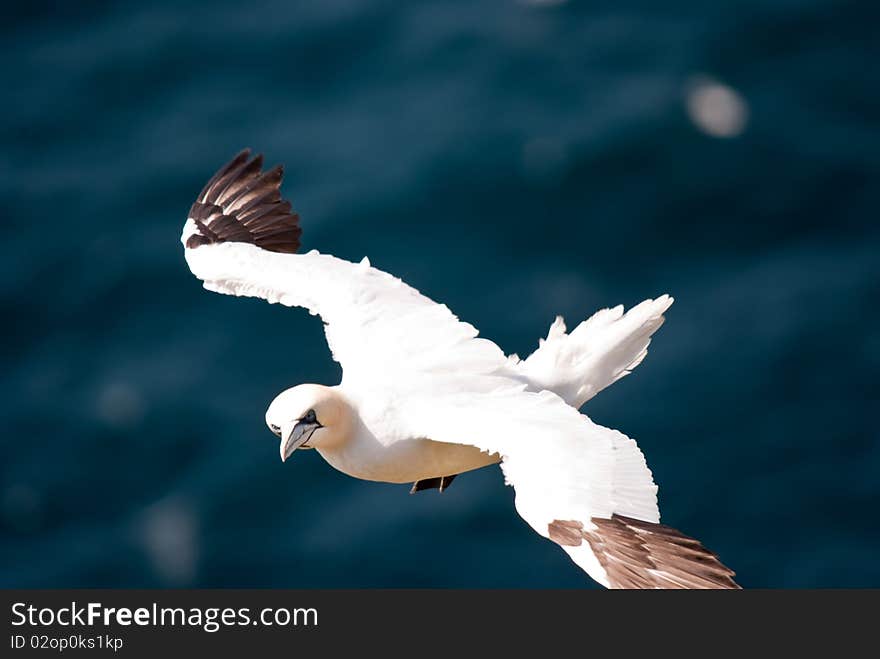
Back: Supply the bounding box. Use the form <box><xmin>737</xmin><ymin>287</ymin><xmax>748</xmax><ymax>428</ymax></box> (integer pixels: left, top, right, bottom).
<box><xmin>2</xmin><ymin>0</ymin><xmax>878</xmax><ymax>588</ymax></box>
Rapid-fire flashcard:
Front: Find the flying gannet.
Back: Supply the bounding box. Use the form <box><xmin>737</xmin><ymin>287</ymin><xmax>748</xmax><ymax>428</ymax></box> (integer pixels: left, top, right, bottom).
<box><xmin>181</xmin><ymin>149</ymin><xmax>740</xmax><ymax>589</ymax></box>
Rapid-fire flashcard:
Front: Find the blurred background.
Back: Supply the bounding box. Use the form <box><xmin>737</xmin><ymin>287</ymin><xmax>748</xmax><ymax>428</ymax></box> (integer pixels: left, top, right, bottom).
<box><xmin>2</xmin><ymin>0</ymin><xmax>878</xmax><ymax>588</ymax></box>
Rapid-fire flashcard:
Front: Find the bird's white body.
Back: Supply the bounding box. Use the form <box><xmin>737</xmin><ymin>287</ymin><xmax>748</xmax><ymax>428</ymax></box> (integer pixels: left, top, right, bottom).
<box><xmin>180</xmin><ymin>150</ymin><xmax>739</xmax><ymax>589</ymax></box>
<box><xmin>321</xmin><ymin>428</ymin><xmax>499</xmax><ymax>484</ymax></box>
<box><xmin>305</xmin><ymin>279</ymin><xmax>675</xmax><ymax>485</ymax></box>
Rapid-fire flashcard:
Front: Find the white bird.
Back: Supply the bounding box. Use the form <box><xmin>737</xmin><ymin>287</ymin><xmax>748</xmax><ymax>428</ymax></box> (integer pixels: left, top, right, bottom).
<box><xmin>181</xmin><ymin>150</ymin><xmax>739</xmax><ymax>589</ymax></box>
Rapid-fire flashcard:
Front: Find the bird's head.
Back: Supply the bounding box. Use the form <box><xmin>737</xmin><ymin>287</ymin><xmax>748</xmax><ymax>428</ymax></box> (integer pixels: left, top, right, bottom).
<box><xmin>265</xmin><ymin>384</ymin><xmax>354</xmax><ymax>461</ymax></box>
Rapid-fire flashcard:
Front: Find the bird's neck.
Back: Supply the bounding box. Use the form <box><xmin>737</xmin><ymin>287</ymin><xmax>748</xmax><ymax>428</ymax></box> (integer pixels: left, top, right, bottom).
<box><xmin>321</xmin><ymin>386</ymin><xmax>357</xmax><ymax>449</ymax></box>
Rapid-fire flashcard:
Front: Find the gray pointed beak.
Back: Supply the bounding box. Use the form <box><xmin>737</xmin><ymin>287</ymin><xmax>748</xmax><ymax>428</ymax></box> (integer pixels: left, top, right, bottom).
<box><xmin>280</xmin><ymin>420</ymin><xmax>319</xmax><ymax>462</ymax></box>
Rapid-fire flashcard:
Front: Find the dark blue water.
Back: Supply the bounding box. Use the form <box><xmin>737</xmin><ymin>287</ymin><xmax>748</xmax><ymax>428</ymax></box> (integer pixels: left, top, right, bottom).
<box><xmin>2</xmin><ymin>0</ymin><xmax>878</xmax><ymax>588</ymax></box>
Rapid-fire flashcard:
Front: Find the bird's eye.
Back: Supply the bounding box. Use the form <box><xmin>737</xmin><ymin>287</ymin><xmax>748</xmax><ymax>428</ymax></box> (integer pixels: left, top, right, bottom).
<box><xmin>269</xmin><ymin>423</ymin><xmax>281</xmax><ymax>436</ymax></box>
<box><xmin>302</xmin><ymin>409</ymin><xmax>317</xmax><ymax>424</ymax></box>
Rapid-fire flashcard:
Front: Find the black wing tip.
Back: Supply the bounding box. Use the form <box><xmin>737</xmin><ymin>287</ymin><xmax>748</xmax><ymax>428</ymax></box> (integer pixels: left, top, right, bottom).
<box><xmin>187</xmin><ymin>149</ymin><xmax>301</xmax><ymax>254</ymax></box>
<box><xmin>549</xmin><ymin>515</ymin><xmax>741</xmax><ymax>590</ymax></box>
<box><xmin>226</xmin><ymin>147</ymin><xmax>253</xmax><ymax>165</ymax></box>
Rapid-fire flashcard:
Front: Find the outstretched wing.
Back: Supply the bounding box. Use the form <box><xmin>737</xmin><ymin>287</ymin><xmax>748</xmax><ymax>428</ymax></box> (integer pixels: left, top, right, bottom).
<box><xmin>399</xmin><ymin>384</ymin><xmax>740</xmax><ymax>589</ymax></box>
<box><xmin>182</xmin><ymin>150</ymin><xmax>508</xmax><ymax>389</ymax></box>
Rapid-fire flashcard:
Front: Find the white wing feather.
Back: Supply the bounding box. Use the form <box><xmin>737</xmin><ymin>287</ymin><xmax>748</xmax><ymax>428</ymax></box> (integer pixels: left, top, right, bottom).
<box><xmin>183</xmin><ymin>241</ymin><xmax>509</xmax><ymax>390</ymax></box>
<box><xmin>399</xmin><ymin>384</ymin><xmax>659</xmax><ymax>587</ymax></box>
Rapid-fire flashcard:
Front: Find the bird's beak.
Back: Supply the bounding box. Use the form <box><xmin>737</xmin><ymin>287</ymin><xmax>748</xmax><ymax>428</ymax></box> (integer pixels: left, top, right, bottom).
<box><xmin>280</xmin><ymin>419</ymin><xmax>319</xmax><ymax>462</ymax></box>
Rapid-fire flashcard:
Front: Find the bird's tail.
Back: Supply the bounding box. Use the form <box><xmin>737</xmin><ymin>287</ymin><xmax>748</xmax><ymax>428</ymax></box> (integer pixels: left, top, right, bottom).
<box><xmin>512</xmin><ymin>295</ymin><xmax>674</xmax><ymax>409</ymax></box>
